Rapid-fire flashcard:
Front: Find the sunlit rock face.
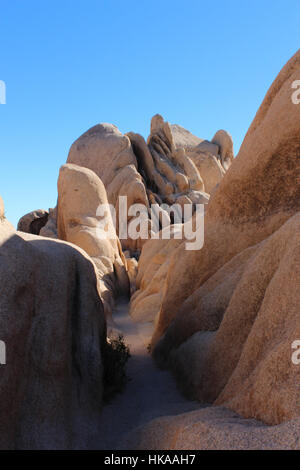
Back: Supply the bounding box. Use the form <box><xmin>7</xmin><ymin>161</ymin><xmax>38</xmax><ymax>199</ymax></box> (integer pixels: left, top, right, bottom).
<box><xmin>150</xmin><ymin>50</ymin><xmax>300</xmax><ymax>426</ymax></box>
<box><xmin>66</xmin><ymin>115</ymin><xmax>232</xmax><ymax>254</ymax></box>
<box><xmin>57</xmin><ymin>163</ymin><xmax>130</xmax><ymax>320</ymax></box>
<box><xmin>17</xmin><ymin>209</ymin><xmax>49</xmax><ymax>235</ymax></box>
<box><xmin>67</xmin><ymin>123</ymin><xmax>149</xmax><ymax>254</ymax></box>
<box><xmin>0</xmin><ymin>195</ymin><xmax>106</xmax><ymax>449</ymax></box>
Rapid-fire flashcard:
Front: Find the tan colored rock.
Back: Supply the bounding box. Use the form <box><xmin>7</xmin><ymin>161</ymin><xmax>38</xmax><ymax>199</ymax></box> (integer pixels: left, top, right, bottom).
<box><xmin>123</xmin><ymin>251</ymin><xmax>138</xmax><ymax>295</ymax></box>
<box><xmin>148</xmin><ymin>118</ymin><xmax>230</xmax><ymax>195</ymax></box>
<box><xmin>147</xmin><ymin>114</ymin><xmax>205</xmax><ymax>193</ymax></box>
<box><xmin>127</xmin><ymin>118</ymin><xmax>210</xmax><ymax>245</ymax></box>
<box><xmin>57</xmin><ymin>164</ymin><xmax>129</xmax><ymax>319</ymax></box>
<box><xmin>151</xmin><ymin>50</ymin><xmax>300</xmax><ymax>425</ymax></box>
<box><xmin>195</xmin><ymin>139</ymin><xmax>219</xmax><ymax>156</ymax></box>
<box><xmin>40</xmin><ymin>207</ymin><xmax>58</xmax><ymax>239</ymax></box>
<box><xmin>211</xmin><ymin>129</ymin><xmax>234</xmax><ymax>170</ymax></box>
<box><xmin>166</xmin><ymin>215</ymin><xmax>300</xmax><ymax>424</ymax></box>
<box><xmin>130</xmin><ymin>227</ymin><xmax>185</xmax><ymax>324</ymax></box>
<box><xmin>186</xmin><ymin>150</ymin><xmax>225</xmax><ymax>194</ymax></box>
<box><xmin>17</xmin><ymin>209</ymin><xmax>49</xmax><ymax>235</ymax></box>
<box><xmin>67</xmin><ymin>123</ymin><xmax>149</xmax><ymax>253</ymax></box>
<box><xmin>170</xmin><ymin>123</ymin><xmax>204</xmax><ymax>149</ymax></box>
<box><xmin>0</xmin><ymin>197</ymin><xmax>106</xmax><ymax>449</ymax></box>
<box><xmin>172</xmin><ymin>148</ymin><xmax>204</xmax><ymax>191</ymax></box>
<box><xmin>124</xmin><ymin>406</ymin><xmax>300</xmax><ymax>450</ymax></box>
<box><xmin>128</xmin><ymin>131</ymin><xmax>175</xmax><ymax>198</ymax></box>
<box><xmin>66</xmin><ymin>118</ymin><xmax>212</xmax><ymax>254</ymax></box>
<box><xmin>0</xmin><ymin>195</ymin><xmax>4</xmax><ymax>219</ymax></box>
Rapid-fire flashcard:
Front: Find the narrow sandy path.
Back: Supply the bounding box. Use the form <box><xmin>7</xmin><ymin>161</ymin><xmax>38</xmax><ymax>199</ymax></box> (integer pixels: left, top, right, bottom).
<box><xmin>97</xmin><ymin>298</ymin><xmax>201</xmax><ymax>450</ymax></box>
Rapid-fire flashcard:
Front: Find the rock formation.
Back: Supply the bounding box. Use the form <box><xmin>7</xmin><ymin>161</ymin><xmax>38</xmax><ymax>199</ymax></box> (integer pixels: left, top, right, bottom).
<box><xmin>170</xmin><ymin>123</ymin><xmax>204</xmax><ymax>149</ymax></box>
<box><xmin>17</xmin><ymin>116</ymin><xmax>231</xmax><ymax>259</ymax></box>
<box><xmin>40</xmin><ymin>207</ymin><xmax>58</xmax><ymax>238</ymax></box>
<box><xmin>17</xmin><ymin>209</ymin><xmax>49</xmax><ymax>235</ymax></box>
<box><xmin>124</xmin><ymin>406</ymin><xmax>300</xmax><ymax>450</ymax></box>
<box><xmin>64</xmin><ymin>116</ymin><xmax>229</xmax><ymax>254</ymax></box>
<box><xmin>57</xmin><ymin>163</ymin><xmax>130</xmax><ymax>320</ymax></box>
<box><xmin>140</xmin><ymin>49</ymin><xmax>300</xmax><ymax>426</ymax></box>
<box><xmin>67</xmin><ymin>123</ymin><xmax>149</xmax><ymax>253</ymax></box>
<box><xmin>0</xmin><ymin>196</ymin><xmax>106</xmax><ymax>449</ymax></box>
<box><xmin>5</xmin><ymin>47</ymin><xmax>300</xmax><ymax>451</ymax></box>
<box><xmin>168</xmin><ymin>122</ymin><xmax>233</xmax><ymax>192</ymax></box>
<box><xmin>211</xmin><ymin>129</ymin><xmax>234</xmax><ymax>170</ymax></box>
<box><xmin>130</xmin><ymin>229</ymin><xmax>184</xmax><ymax>324</ymax></box>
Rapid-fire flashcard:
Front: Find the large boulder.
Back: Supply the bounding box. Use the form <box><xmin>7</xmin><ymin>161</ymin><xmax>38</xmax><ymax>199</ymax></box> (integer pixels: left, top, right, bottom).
<box><xmin>66</xmin><ymin>118</ymin><xmax>219</xmax><ymax>254</ymax></box>
<box><xmin>186</xmin><ymin>150</ymin><xmax>225</xmax><ymax>194</ymax></box>
<box><xmin>150</xmin><ymin>50</ymin><xmax>300</xmax><ymax>425</ymax></box>
<box><xmin>130</xmin><ymin>232</ymin><xmax>184</xmax><ymax>324</ymax></box>
<box><xmin>0</xmin><ymin>198</ymin><xmax>106</xmax><ymax>449</ymax></box>
<box><xmin>127</xmin><ymin>116</ymin><xmax>210</xmax><ymax>236</ymax></box>
<box><xmin>40</xmin><ymin>207</ymin><xmax>58</xmax><ymax>239</ymax></box>
<box><xmin>124</xmin><ymin>406</ymin><xmax>300</xmax><ymax>450</ymax></box>
<box><xmin>211</xmin><ymin>129</ymin><xmax>234</xmax><ymax>170</ymax></box>
<box><xmin>170</xmin><ymin>123</ymin><xmax>204</xmax><ymax>149</ymax></box>
<box><xmin>57</xmin><ymin>164</ymin><xmax>130</xmax><ymax>320</ymax></box>
<box><xmin>146</xmin><ymin>114</ymin><xmax>206</xmax><ymax>197</ymax></box>
<box><xmin>50</xmin><ymin>118</ymin><xmax>228</xmax><ymax>254</ymax></box>
<box><xmin>67</xmin><ymin>123</ymin><xmax>149</xmax><ymax>253</ymax></box>
<box><xmin>160</xmin><ymin>119</ymin><xmax>231</xmax><ymax>194</ymax></box>
<box><xmin>17</xmin><ymin>209</ymin><xmax>49</xmax><ymax>235</ymax></box>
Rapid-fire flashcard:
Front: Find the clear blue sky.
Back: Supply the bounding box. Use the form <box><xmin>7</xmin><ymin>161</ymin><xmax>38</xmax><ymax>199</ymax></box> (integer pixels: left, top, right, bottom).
<box><xmin>0</xmin><ymin>0</ymin><xmax>299</xmax><ymax>227</ymax></box>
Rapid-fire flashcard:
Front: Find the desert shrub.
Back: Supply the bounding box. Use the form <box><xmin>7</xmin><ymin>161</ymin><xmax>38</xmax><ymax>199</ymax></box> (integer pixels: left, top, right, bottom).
<box><xmin>103</xmin><ymin>334</ymin><xmax>131</xmax><ymax>402</ymax></box>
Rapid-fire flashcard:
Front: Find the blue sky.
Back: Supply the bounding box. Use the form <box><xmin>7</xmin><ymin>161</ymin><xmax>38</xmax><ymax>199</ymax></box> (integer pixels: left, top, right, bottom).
<box><xmin>0</xmin><ymin>0</ymin><xmax>299</xmax><ymax>227</ymax></box>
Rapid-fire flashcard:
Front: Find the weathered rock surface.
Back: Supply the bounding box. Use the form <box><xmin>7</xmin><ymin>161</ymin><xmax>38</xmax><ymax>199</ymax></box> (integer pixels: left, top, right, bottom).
<box><xmin>170</xmin><ymin>123</ymin><xmax>204</xmax><ymax>149</ymax></box>
<box><xmin>124</xmin><ymin>406</ymin><xmax>300</xmax><ymax>450</ymax></box>
<box><xmin>17</xmin><ymin>209</ymin><xmax>49</xmax><ymax>235</ymax></box>
<box><xmin>40</xmin><ymin>207</ymin><xmax>58</xmax><ymax>239</ymax></box>
<box><xmin>57</xmin><ymin>164</ymin><xmax>130</xmax><ymax>319</ymax></box>
<box><xmin>146</xmin><ymin>114</ymin><xmax>205</xmax><ymax>195</ymax></box>
<box><xmin>66</xmin><ymin>118</ymin><xmax>214</xmax><ymax>254</ymax></box>
<box><xmin>186</xmin><ymin>150</ymin><xmax>225</xmax><ymax>194</ymax></box>
<box><xmin>19</xmin><ymin>113</ymin><xmax>231</xmax><ymax>260</ymax></box>
<box><xmin>211</xmin><ymin>129</ymin><xmax>234</xmax><ymax>170</ymax></box>
<box><xmin>168</xmin><ymin>122</ymin><xmax>233</xmax><ymax>191</ymax></box>
<box><xmin>130</xmin><ymin>229</ymin><xmax>184</xmax><ymax>324</ymax></box>
<box><xmin>67</xmin><ymin>123</ymin><xmax>149</xmax><ymax>253</ymax></box>
<box><xmin>0</xmin><ymin>198</ymin><xmax>106</xmax><ymax>449</ymax></box>
<box><xmin>149</xmin><ymin>50</ymin><xmax>300</xmax><ymax>425</ymax></box>
<box><xmin>123</xmin><ymin>252</ymin><xmax>138</xmax><ymax>296</ymax></box>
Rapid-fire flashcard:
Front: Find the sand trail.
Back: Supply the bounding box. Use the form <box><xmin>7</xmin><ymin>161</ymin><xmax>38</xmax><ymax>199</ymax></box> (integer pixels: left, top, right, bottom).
<box><xmin>97</xmin><ymin>298</ymin><xmax>201</xmax><ymax>450</ymax></box>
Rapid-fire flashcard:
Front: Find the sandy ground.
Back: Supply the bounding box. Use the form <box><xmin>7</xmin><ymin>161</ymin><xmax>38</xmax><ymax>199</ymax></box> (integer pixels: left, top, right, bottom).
<box><xmin>97</xmin><ymin>298</ymin><xmax>202</xmax><ymax>450</ymax></box>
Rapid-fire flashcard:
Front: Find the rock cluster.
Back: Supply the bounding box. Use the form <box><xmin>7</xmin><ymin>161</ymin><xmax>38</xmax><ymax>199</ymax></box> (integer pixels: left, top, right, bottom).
<box><xmin>131</xmin><ymin>50</ymin><xmax>300</xmax><ymax>426</ymax></box>
<box><xmin>17</xmin><ymin>115</ymin><xmax>229</xmax><ymax>319</ymax></box>
<box><xmin>17</xmin><ymin>209</ymin><xmax>49</xmax><ymax>235</ymax></box>
<box><xmin>5</xmin><ymin>50</ymin><xmax>299</xmax><ymax>450</ymax></box>
<box><xmin>57</xmin><ymin>163</ymin><xmax>129</xmax><ymax>320</ymax></box>
<box><xmin>21</xmin><ymin>115</ymin><xmax>230</xmax><ymax>256</ymax></box>
<box><xmin>0</xmin><ymin>198</ymin><xmax>106</xmax><ymax>449</ymax></box>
